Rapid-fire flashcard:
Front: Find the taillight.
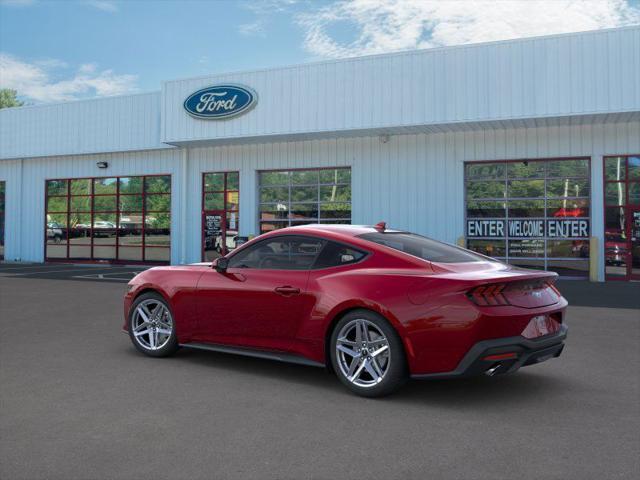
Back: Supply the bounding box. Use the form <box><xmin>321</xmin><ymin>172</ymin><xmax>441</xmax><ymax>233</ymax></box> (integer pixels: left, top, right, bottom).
<box><xmin>467</xmin><ymin>283</ymin><xmax>510</xmax><ymax>306</ymax></box>
<box><xmin>547</xmin><ymin>279</ymin><xmax>561</xmax><ymax>296</ymax></box>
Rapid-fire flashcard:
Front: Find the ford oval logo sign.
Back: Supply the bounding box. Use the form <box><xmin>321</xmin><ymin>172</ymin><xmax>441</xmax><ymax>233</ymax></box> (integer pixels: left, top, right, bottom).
<box><xmin>183</xmin><ymin>84</ymin><xmax>257</xmax><ymax>120</ymax></box>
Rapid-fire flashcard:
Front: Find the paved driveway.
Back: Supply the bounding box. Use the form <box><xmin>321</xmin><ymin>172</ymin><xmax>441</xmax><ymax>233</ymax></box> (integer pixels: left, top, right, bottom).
<box><xmin>0</xmin><ymin>271</ymin><xmax>638</xmax><ymax>480</ymax></box>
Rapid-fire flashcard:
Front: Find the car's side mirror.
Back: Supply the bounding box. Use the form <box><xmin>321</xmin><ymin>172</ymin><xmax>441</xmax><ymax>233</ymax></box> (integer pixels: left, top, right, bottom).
<box><xmin>214</xmin><ymin>257</ymin><xmax>229</xmax><ymax>273</ymax></box>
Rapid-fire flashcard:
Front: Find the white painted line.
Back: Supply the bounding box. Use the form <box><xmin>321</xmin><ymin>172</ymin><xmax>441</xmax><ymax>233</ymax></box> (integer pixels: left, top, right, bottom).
<box><xmin>71</xmin><ymin>274</ymin><xmax>132</xmax><ymax>281</ymax></box>
<box><xmin>4</xmin><ymin>267</ymin><xmax>120</xmax><ymax>276</ymax></box>
<box><xmin>78</xmin><ymin>271</ymin><xmax>138</xmax><ymax>278</ymax></box>
<box><xmin>0</xmin><ymin>266</ymin><xmax>59</xmax><ymax>272</ymax></box>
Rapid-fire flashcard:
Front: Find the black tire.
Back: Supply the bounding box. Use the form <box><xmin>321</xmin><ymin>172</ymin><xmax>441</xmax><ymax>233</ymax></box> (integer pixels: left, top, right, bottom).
<box><xmin>330</xmin><ymin>309</ymin><xmax>408</xmax><ymax>397</ymax></box>
<box><xmin>128</xmin><ymin>292</ymin><xmax>179</xmax><ymax>358</ymax></box>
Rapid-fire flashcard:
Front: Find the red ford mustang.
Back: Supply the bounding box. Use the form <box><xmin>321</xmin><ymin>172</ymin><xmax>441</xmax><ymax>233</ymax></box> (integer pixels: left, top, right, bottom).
<box><xmin>124</xmin><ymin>224</ymin><xmax>568</xmax><ymax>397</ymax></box>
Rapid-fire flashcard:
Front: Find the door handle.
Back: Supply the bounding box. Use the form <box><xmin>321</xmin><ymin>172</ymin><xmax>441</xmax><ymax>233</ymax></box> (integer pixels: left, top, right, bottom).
<box><xmin>274</xmin><ymin>286</ymin><xmax>301</xmax><ymax>296</ymax></box>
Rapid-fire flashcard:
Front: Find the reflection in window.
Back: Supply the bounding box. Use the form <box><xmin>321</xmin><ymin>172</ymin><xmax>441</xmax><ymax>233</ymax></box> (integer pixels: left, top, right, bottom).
<box><xmin>463</xmin><ymin>240</ymin><xmax>506</xmax><ymax>258</ymax></box>
<box><xmin>464</xmin><ymin>158</ymin><xmax>591</xmax><ymax>277</ymax></box>
<box><xmin>508</xmin><ymin>200</ymin><xmax>545</xmax><ymax>218</ymax></box>
<box><xmin>228</xmin><ymin>236</ymin><xmax>326</xmax><ymax>270</ymax></box>
<box><xmin>603</xmin><ymin>155</ymin><xmax>640</xmax><ymax>279</ymax></box>
<box><xmin>258</xmin><ymin>168</ymin><xmax>351</xmax><ymax>233</ymax></box>
<box><xmin>605</xmin><ymin>183</ymin><xmax>625</xmax><ymax>206</ymax></box>
<box><xmin>202</xmin><ymin>172</ymin><xmax>240</xmax><ymax>261</ymax></box>
<box><xmin>507</xmin><ymin>161</ymin><xmax>545</xmax><ymax>179</ymax></box>
<box><xmin>507</xmin><ymin>180</ymin><xmax>544</xmax><ymax>198</ymax></box>
<box><xmin>45</xmin><ymin>175</ymin><xmax>171</xmax><ymax>263</ymax></box>
<box><xmin>604</xmin><ymin>157</ymin><xmax>626</xmax><ymax>181</ymax></box>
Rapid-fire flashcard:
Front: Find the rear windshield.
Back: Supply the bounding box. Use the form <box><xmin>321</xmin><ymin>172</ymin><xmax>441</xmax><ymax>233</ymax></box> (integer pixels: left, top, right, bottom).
<box><xmin>358</xmin><ymin>232</ymin><xmax>487</xmax><ymax>264</ymax></box>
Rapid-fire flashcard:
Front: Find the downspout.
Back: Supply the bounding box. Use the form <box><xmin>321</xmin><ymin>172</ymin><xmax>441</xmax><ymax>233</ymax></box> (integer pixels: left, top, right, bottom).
<box><xmin>180</xmin><ymin>148</ymin><xmax>188</xmax><ymax>265</ymax></box>
<box><xmin>17</xmin><ymin>158</ymin><xmax>23</xmax><ymax>262</ymax></box>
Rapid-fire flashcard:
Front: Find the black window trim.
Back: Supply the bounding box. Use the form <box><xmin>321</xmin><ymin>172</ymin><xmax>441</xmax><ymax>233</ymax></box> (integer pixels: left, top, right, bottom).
<box><xmin>226</xmin><ymin>234</ymin><xmax>327</xmax><ymax>271</ymax></box>
<box><xmin>310</xmin><ymin>238</ymin><xmax>370</xmax><ymax>270</ymax></box>
<box><xmin>226</xmin><ymin>233</ymin><xmax>371</xmax><ymax>271</ymax></box>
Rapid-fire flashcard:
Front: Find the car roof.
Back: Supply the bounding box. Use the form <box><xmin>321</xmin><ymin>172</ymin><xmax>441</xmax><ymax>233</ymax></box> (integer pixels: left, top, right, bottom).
<box><xmin>260</xmin><ymin>224</ymin><xmax>405</xmax><ymax>240</ymax></box>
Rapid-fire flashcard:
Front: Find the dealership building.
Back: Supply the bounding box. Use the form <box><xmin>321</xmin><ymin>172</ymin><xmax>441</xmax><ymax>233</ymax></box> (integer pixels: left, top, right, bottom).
<box><xmin>1</xmin><ymin>26</ymin><xmax>639</xmax><ymax>281</ymax></box>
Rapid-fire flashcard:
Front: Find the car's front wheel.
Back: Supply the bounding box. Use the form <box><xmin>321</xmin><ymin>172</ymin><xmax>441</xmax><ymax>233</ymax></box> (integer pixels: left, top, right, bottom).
<box><xmin>330</xmin><ymin>310</ymin><xmax>408</xmax><ymax>397</ymax></box>
<box><xmin>128</xmin><ymin>292</ymin><xmax>178</xmax><ymax>357</ymax></box>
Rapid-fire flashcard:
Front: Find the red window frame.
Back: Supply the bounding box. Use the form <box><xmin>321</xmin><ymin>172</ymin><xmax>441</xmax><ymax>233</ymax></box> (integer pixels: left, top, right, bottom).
<box><xmin>44</xmin><ymin>174</ymin><xmax>171</xmax><ymax>264</ymax></box>
<box><xmin>603</xmin><ymin>154</ymin><xmax>640</xmax><ymax>281</ymax></box>
<box><xmin>201</xmin><ymin>171</ymin><xmax>240</xmax><ymax>261</ymax></box>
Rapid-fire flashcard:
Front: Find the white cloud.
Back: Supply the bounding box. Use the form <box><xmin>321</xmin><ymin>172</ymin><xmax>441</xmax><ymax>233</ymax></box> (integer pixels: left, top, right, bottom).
<box><xmin>0</xmin><ymin>53</ymin><xmax>138</xmax><ymax>103</ymax></box>
<box><xmin>83</xmin><ymin>0</ymin><xmax>118</xmax><ymax>13</ymax></box>
<box><xmin>238</xmin><ymin>19</ymin><xmax>266</xmax><ymax>36</ymax></box>
<box><xmin>34</xmin><ymin>58</ymin><xmax>69</xmax><ymax>69</ymax></box>
<box><xmin>242</xmin><ymin>0</ymin><xmax>299</xmax><ymax>15</ymax></box>
<box><xmin>297</xmin><ymin>0</ymin><xmax>640</xmax><ymax>58</ymax></box>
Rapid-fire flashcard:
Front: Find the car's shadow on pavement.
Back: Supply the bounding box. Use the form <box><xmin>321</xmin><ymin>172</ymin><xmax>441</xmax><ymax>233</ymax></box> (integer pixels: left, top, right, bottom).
<box><xmin>121</xmin><ymin>344</ymin><xmax>581</xmax><ymax>406</ymax></box>
<box><xmin>395</xmin><ymin>371</ymin><xmax>577</xmax><ymax>408</ymax></box>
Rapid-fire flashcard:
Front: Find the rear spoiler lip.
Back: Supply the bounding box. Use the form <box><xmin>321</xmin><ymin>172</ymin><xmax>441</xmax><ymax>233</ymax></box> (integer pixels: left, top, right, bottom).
<box><xmin>433</xmin><ymin>268</ymin><xmax>558</xmax><ymax>284</ymax></box>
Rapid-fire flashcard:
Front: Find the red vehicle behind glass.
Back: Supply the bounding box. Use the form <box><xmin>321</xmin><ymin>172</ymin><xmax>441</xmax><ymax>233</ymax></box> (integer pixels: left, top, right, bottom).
<box><xmin>124</xmin><ymin>224</ymin><xmax>568</xmax><ymax>397</ymax></box>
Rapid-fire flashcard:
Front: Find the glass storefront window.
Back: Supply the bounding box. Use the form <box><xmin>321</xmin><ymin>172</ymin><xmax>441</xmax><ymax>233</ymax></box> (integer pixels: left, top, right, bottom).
<box><xmin>466</xmin><ymin>239</ymin><xmax>506</xmax><ymax>258</ymax></box>
<box><xmin>629</xmin><ymin>156</ymin><xmax>640</xmax><ymax>180</ymax></box>
<box><xmin>45</xmin><ymin>175</ymin><xmax>171</xmax><ymax>263</ymax></box>
<box><xmin>507</xmin><ymin>180</ymin><xmax>544</xmax><ymax>197</ymax></box>
<box><xmin>258</xmin><ymin>167</ymin><xmax>351</xmax><ymax>234</ymax></box>
<box><xmin>464</xmin><ymin>163</ymin><xmax>506</xmax><ymax>180</ymax></box>
<box><xmin>507</xmin><ymin>160</ymin><xmax>545</xmax><ymax>179</ymax></box>
<box><xmin>604</xmin><ymin>157</ymin><xmax>626</xmax><ymax>181</ymax></box>
<box><xmin>605</xmin><ymin>183</ymin><xmax>625</xmax><ymax>206</ymax></box>
<box><xmin>603</xmin><ymin>155</ymin><xmax>640</xmax><ymax>280</ymax></box>
<box><xmin>465</xmin><ymin>158</ymin><xmax>591</xmax><ymax>277</ymax></box>
<box><xmin>202</xmin><ymin>171</ymin><xmax>240</xmax><ymax>261</ymax></box>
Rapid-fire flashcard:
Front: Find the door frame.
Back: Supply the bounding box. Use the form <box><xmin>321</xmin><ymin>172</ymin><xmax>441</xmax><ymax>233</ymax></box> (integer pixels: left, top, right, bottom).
<box><xmin>603</xmin><ymin>155</ymin><xmax>640</xmax><ymax>281</ymax></box>
<box><xmin>629</xmin><ymin>206</ymin><xmax>640</xmax><ymax>281</ymax></box>
<box><xmin>201</xmin><ymin>171</ymin><xmax>240</xmax><ymax>262</ymax></box>
<box><xmin>201</xmin><ymin>210</ymin><xmax>227</xmax><ymax>261</ymax></box>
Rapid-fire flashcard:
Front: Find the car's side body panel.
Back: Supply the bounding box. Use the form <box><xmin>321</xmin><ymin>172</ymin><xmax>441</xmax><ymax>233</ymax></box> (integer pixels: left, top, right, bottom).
<box><xmin>193</xmin><ymin>267</ymin><xmax>314</xmax><ymax>352</ymax></box>
<box><xmin>124</xmin><ymin>225</ymin><xmax>568</xmax><ymax>377</ymax></box>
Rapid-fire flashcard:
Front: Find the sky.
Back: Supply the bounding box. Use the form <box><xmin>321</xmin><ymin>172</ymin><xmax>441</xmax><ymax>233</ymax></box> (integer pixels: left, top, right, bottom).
<box><xmin>1</xmin><ymin>0</ymin><xmax>639</xmax><ymax>104</ymax></box>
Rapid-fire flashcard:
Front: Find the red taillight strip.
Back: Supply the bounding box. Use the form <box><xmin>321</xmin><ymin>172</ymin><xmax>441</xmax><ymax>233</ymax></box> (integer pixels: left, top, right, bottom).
<box><xmin>547</xmin><ymin>280</ymin><xmax>561</xmax><ymax>296</ymax></box>
<box><xmin>467</xmin><ymin>283</ymin><xmax>511</xmax><ymax>307</ymax></box>
<box><xmin>483</xmin><ymin>352</ymin><xmax>518</xmax><ymax>361</ymax></box>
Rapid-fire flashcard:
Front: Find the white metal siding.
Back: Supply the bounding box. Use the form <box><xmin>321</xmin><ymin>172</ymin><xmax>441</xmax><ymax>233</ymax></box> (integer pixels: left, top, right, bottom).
<box><xmin>181</xmin><ymin>121</ymin><xmax>639</xmax><ymax>283</ymax></box>
<box><xmin>1</xmin><ymin>120</ymin><xmax>638</xmax><ymax>280</ymax></box>
<box><xmin>0</xmin><ymin>149</ymin><xmax>183</xmax><ymax>263</ymax></box>
<box><xmin>162</xmin><ymin>27</ymin><xmax>640</xmax><ymax>144</ymax></box>
<box><xmin>0</xmin><ymin>159</ymin><xmax>22</xmax><ymax>261</ymax></box>
<box><xmin>0</xmin><ymin>92</ymin><xmax>169</xmax><ymax>160</ymax></box>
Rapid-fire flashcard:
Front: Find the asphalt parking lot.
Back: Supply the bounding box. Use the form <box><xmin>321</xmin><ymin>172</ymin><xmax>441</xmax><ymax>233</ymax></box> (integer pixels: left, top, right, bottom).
<box><xmin>0</xmin><ymin>264</ymin><xmax>639</xmax><ymax>480</ymax></box>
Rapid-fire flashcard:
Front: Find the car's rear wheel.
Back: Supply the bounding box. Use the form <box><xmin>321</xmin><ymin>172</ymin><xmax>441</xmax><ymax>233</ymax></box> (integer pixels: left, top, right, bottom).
<box><xmin>128</xmin><ymin>292</ymin><xmax>178</xmax><ymax>357</ymax></box>
<box><xmin>330</xmin><ymin>310</ymin><xmax>407</xmax><ymax>397</ymax></box>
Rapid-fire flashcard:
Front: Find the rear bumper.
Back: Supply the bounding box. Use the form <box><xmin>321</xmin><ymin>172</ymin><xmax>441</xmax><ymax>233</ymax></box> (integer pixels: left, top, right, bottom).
<box><xmin>411</xmin><ymin>324</ymin><xmax>568</xmax><ymax>380</ymax></box>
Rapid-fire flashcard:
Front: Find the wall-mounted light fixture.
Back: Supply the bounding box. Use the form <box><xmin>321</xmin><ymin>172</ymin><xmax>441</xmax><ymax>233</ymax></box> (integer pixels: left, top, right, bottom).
<box><xmin>96</xmin><ymin>161</ymin><xmax>108</xmax><ymax>169</ymax></box>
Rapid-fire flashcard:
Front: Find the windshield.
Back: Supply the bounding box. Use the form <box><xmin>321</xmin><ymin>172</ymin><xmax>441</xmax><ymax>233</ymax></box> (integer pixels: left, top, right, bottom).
<box><xmin>358</xmin><ymin>232</ymin><xmax>489</xmax><ymax>264</ymax></box>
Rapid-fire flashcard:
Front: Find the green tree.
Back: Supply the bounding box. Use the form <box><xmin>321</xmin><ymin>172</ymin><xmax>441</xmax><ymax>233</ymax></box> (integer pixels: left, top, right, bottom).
<box><xmin>0</xmin><ymin>89</ymin><xmax>24</xmax><ymax>109</ymax></box>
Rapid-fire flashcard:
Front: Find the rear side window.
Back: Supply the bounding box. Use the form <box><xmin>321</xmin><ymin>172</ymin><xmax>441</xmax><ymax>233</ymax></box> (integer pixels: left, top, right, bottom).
<box><xmin>313</xmin><ymin>241</ymin><xmax>367</xmax><ymax>269</ymax></box>
<box><xmin>358</xmin><ymin>232</ymin><xmax>486</xmax><ymax>263</ymax></box>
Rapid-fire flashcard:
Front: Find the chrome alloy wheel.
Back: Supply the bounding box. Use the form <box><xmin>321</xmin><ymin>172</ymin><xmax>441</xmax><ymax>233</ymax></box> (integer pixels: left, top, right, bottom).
<box><xmin>336</xmin><ymin>319</ymin><xmax>390</xmax><ymax>388</ymax></box>
<box><xmin>131</xmin><ymin>299</ymin><xmax>173</xmax><ymax>351</ymax></box>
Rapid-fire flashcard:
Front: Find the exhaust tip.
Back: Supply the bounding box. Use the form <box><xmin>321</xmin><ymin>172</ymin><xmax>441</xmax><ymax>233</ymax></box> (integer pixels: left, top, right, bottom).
<box><xmin>485</xmin><ymin>364</ymin><xmax>502</xmax><ymax>377</ymax></box>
